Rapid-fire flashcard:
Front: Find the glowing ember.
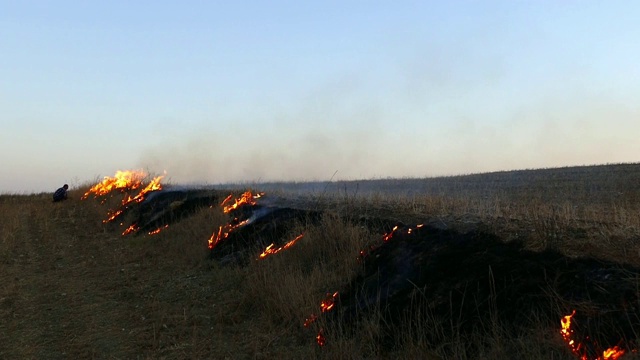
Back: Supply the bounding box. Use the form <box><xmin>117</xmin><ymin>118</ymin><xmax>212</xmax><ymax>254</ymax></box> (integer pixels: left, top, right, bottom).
<box><xmin>316</xmin><ymin>329</ymin><xmax>326</xmax><ymax>346</ymax></box>
<box><xmin>382</xmin><ymin>224</ymin><xmax>423</xmax><ymax>242</ymax></box>
<box><xmin>560</xmin><ymin>310</ymin><xmax>626</xmax><ymax>360</ymax></box>
<box><xmin>148</xmin><ymin>225</ymin><xmax>169</xmax><ymax>235</ymax></box>
<box><xmin>320</xmin><ymin>292</ymin><xmax>338</xmax><ymax>313</ymax></box>
<box><xmin>208</xmin><ymin>219</ymin><xmax>250</xmax><ymax>250</ymax></box>
<box><xmin>360</xmin><ymin>224</ymin><xmax>425</xmax><ymax>261</ymax></box>
<box><xmin>258</xmin><ymin>233</ymin><xmax>305</xmax><ymax>259</ymax></box>
<box><xmin>122</xmin><ymin>224</ymin><xmax>138</xmax><ymax>236</ymax></box>
<box><xmin>304</xmin><ymin>291</ymin><xmax>339</xmax><ymax>346</ymax></box>
<box><xmin>81</xmin><ymin>170</ymin><xmax>145</xmax><ymax>199</ymax></box>
<box><xmin>103</xmin><ymin>209</ymin><xmax>124</xmax><ymax>224</ymax></box>
<box><xmin>222</xmin><ymin>191</ymin><xmax>264</xmax><ymax>214</ymax></box>
<box><xmin>382</xmin><ymin>225</ymin><xmax>398</xmax><ymax>241</ymax></box>
<box><xmin>303</xmin><ymin>314</ymin><xmax>318</xmax><ymax>328</ymax></box>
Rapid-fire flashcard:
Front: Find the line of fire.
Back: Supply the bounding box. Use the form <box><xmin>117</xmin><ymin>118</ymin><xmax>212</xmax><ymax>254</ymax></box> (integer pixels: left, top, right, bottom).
<box><xmin>82</xmin><ymin>169</ymin><xmax>639</xmax><ymax>358</ymax></box>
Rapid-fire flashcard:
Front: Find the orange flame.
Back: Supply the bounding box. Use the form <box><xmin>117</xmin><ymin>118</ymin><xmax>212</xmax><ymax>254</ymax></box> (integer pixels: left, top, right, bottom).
<box><xmin>602</xmin><ymin>347</ymin><xmax>625</xmax><ymax>360</ymax></box>
<box><xmin>148</xmin><ymin>225</ymin><xmax>169</xmax><ymax>235</ymax></box>
<box><xmin>321</xmin><ymin>292</ymin><xmax>338</xmax><ymax>313</ymax></box>
<box><xmin>120</xmin><ymin>175</ymin><xmax>164</xmax><ymax>207</ymax></box>
<box><xmin>220</xmin><ymin>194</ymin><xmax>233</xmax><ymax>207</ymax></box>
<box><xmin>82</xmin><ymin>170</ymin><xmax>145</xmax><ymax>199</ymax></box>
<box><xmin>360</xmin><ymin>224</ymin><xmax>425</xmax><ymax>261</ymax></box>
<box><xmin>102</xmin><ymin>175</ymin><xmax>164</xmax><ymax>224</ymax></box>
<box><xmin>258</xmin><ymin>233</ymin><xmax>305</xmax><ymax>259</ymax></box>
<box><xmin>87</xmin><ymin>171</ymin><xmax>165</xmax><ymax>224</ymax></box>
<box><xmin>103</xmin><ymin>209</ymin><xmax>124</xmax><ymax>223</ymax></box>
<box><xmin>304</xmin><ymin>292</ymin><xmax>338</xmax><ymax>347</ymax></box>
<box><xmin>222</xmin><ymin>191</ymin><xmax>264</xmax><ymax>214</ymax></box>
<box><xmin>382</xmin><ymin>225</ymin><xmax>399</xmax><ymax>241</ymax></box>
<box><xmin>560</xmin><ymin>310</ymin><xmax>626</xmax><ymax>360</ymax></box>
<box><xmin>382</xmin><ymin>224</ymin><xmax>424</xmax><ymax>242</ymax></box>
<box><xmin>122</xmin><ymin>224</ymin><xmax>138</xmax><ymax>236</ymax></box>
<box><xmin>208</xmin><ymin>219</ymin><xmax>250</xmax><ymax>250</ymax></box>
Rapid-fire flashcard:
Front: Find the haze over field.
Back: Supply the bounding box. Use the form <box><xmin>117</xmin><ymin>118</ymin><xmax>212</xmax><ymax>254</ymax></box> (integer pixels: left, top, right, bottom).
<box><xmin>2</xmin><ymin>1</ymin><xmax>639</xmax><ymax>193</ymax></box>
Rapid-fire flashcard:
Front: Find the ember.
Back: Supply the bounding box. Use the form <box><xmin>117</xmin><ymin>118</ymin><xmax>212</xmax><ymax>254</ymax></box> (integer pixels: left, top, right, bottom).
<box><xmin>382</xmin><ymin>223</ymin><xmax>423</xmax><ymax>242</ymax></box>
<box><xmin>304</xmin><ymin>292</ymin><xmax>339</xmax><ymax>346</ymax></box>
<box><xmin>303</xmin><ymin>314</ymin><xmax>318</xmax><ymax>328</ymax></box>
<box><xmin>320</xmin><ymin>292</ymin><xmax>338</xmax><ymax>313</ymax></box>
<box><xmin>360</xmin><ymin>223</ymin><xmax>424</xmax><ymax>260</ymax></box>
<box><xmin>316</xmin><ymin>329</ymin><xmax>326</xmax><ymax>347</ymax></box>
<box><xmin>258</xmin><ymin>233</ymin><xmax>305</xmax><ymax>259</ymax></box>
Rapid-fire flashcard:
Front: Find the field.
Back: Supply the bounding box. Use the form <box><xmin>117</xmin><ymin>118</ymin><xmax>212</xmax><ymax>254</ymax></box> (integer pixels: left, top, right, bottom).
<box><xmin>1</xmin><ymin>163</ymin><xmax>639</xmax><ymax>359</ymax></box>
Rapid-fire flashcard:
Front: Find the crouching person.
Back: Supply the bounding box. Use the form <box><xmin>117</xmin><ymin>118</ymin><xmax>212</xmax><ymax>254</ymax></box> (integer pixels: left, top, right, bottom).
<box><xmin>53</xmin><ymin>184</ymin><xmax>69</xmax><ymax>202</ymax></box>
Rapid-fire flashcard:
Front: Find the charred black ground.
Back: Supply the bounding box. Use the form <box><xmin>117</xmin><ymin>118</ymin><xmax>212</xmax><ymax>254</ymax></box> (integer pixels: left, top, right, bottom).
<box><xmin>324</xmin><ymin>223</ymin><xmax>639</xmax><ymax>357</ymax></box>
<box><xmin>109</xmin><ymin>188</ymin><xmax>640</xmax><ymax>357</ymax></box>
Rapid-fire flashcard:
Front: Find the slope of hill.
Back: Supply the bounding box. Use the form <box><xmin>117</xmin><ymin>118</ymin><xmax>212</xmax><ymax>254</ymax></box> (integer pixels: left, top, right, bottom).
<box><xmin>1</xmin><ymin>163</ymin><xmax>639</xmax><ymax>359</ymax></box>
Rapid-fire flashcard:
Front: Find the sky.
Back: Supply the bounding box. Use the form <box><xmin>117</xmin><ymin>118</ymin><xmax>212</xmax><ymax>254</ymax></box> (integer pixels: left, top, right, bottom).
<box><xmin>1</xmin><ymin>1</ymin><xmax>639</xmax><ymax>193</ymax></box>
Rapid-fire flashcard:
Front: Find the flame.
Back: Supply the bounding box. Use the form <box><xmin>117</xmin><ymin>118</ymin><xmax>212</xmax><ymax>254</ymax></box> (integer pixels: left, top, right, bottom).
<box><xmin>220</xmin><ymin>194</ymin><xmax>233</xmax><ymax>207</ymax></box>
<box><xmin>222</xmin><ymin>191</ymin><xmax>263</xmax><ymax>214</ymax></box>
<box><xmin>382</xmin><ymin>225</ymin><xmax>399</xmax><ymax>241</ymax></box>
<box><xmin>84</xmin><ymin>171</ymin><xmax>165</xmax><ymax>224</ymax></box>
<box><xmin>258</xmin><ymin>233</ymin><xmax>305</xmax><ymax>259</ymax></box>
<box><xmin>102</xmin><ymin>175</ymin><xmax>164</xmax><ymax>223</ymax></box>
<box><xmin>560</xmin><ymin>310</ymin><xmax>627</xmax><ymax>360</ymax></box>
<box><xmin>122</xmin><ymin>224</ymin><xmax>138</xmax><ymax>236</ymax></box>
<box><xmin>120</xmin><ymin>175</ymin><xmax>164</xmax><ymax>207</ymax></box>
<box><xmin>208</xmin><ymin>219</ymin><xmax>250</xmax><ymax>250</ymax></box>
<box><xmin>82</xmin><ymin>170</ymin><xmax>145</xmax><ymax>199</ymax></box>
<box><xmin>304</xmin><ymin>291</ymin><xmax>339</xmax><ymax>346</ymax></box>
<box><xmin>382</xmin><ymin>224</ymin><xmax>424</xmax><ymax>242</ymax></box>
<box><xmin>602</xmin><ymin>347</ymin><xmax>625</xmax><ymax>360</ymax></box>
<box><xmin>148</xmin><ymin>225</ymin><xmax>169</xmax><ymax>235</ymax></box>
<box><xmin>103</xmin><ymin>209</ymin><xmax>124</xmax><ymax>223</ymax></box>
<box><xmin>360</xmin><ymin>224</ymin><xmax>425</xmax><ymax>261</ymax></box>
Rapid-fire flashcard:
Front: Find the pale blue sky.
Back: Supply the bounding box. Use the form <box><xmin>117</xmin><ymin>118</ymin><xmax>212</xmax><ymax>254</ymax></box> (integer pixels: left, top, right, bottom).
<box><xmin>1</xmin><ymin>1</ymin><xmax>639</xmax><ymax>193</ymax></box>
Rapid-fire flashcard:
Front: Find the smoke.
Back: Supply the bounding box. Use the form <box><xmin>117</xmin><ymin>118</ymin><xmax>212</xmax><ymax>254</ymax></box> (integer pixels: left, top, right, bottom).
<box><xmin>138</xmin><ymin>46</ymin><xmax>640</xmax><ymax>185</ymax></box>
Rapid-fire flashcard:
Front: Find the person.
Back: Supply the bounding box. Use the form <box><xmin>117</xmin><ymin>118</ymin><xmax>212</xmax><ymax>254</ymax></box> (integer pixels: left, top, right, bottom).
<box><xmin>53</xmin><ymin>184</ymin><xmax>69</xmax><ymax>202</ymax></box>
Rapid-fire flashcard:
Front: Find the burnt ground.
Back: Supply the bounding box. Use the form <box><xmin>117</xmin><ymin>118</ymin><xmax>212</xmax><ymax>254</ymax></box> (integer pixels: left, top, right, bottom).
<box><xmin>52</xmin><ymin>187</ymin><xmax>640</xmax><ymax>358</ymax></box>
<box><xmin>208</xmin><ymin>205</ymin><xmax>324</xmax><ymax>265</ymax></box>
<box><xmin>324</xmin><ymin>224</ymin><xmax>639</xmax><ymax>357</ymax></box>
<box><xmin>123</xmin><ymin>190</ymin><xmax>640</xmax><ymax>357</ymax></box>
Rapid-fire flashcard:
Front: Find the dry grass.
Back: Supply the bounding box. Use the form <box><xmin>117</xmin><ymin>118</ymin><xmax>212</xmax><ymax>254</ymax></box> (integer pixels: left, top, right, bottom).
<box><xmin>1</xmin><ymin>164</ymin><xmax>639</xmax><ymax>359</ymax></box>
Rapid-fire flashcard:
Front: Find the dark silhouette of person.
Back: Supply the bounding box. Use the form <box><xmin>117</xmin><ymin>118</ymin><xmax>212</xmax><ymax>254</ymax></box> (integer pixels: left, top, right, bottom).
<box><xmin>53</xmin><ymin>184</ymin><xmax>69</xmax><ymax>202</ymax></box>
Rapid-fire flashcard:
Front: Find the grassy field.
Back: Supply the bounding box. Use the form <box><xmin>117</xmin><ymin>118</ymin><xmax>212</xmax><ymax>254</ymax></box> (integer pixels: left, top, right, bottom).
<box><xmin>1</xmin><ymin>163</ymin><xmax>639</xmax><ymax>359</ymax></box>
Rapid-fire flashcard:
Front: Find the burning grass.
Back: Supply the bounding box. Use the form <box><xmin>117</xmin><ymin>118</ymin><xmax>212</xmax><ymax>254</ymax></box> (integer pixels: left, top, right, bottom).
<box><xmin>2</xmin><ymin>164</ymin><xmax>640</xmax><ymax>358</ymax></box>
